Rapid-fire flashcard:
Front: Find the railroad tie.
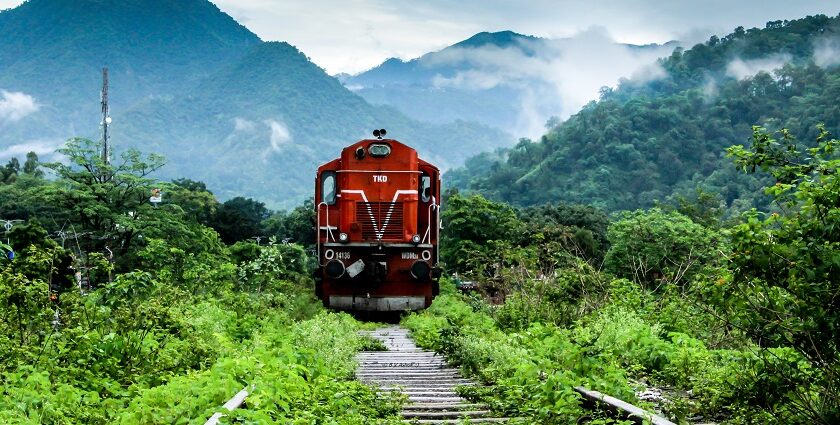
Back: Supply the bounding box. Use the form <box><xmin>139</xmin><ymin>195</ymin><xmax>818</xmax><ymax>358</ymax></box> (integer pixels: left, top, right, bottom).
<box><xmin>356</xmin><ymin>326</ymin><xmax>509</xmax><ymax>424</ymax></box>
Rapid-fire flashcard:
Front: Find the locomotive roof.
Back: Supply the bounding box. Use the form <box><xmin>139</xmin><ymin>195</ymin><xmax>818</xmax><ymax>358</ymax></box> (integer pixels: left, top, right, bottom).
<box><xmin>317</xmin><ymin>138</ymin><xmax>438</xmax><ymax>171</ymax></box>
<box><xmin>342</xmin><ymin>138</ymin><xmax>409</xmax><ymax>154</ymax></box>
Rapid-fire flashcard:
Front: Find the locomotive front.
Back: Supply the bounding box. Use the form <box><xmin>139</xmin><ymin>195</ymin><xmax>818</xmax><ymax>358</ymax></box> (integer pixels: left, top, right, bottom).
<box><xmin>314</xmin><ymin>131</ymin><xmax>442</xmax><ymax>311</ymax></box>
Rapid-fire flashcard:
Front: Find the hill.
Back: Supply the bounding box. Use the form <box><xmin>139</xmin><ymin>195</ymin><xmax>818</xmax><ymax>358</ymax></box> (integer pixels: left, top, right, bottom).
<box><xmin>121</xmin><ymin>41</ymin><xmax>510</xmax><ymax>204</ymax></box>
<box><xmin>447</xmin><ymin>14</ymin><xmax>840</xmax><ymax>213</ymax></box>
<box><xmin>344</xmin><ymin>30</ymin><xmax>677</xmax><ymax>137</ymax></box>
<box><xmin>0</xmin><ymin>0</ymin><xmax>511</xmax><ymax>208</ymax></box>
<box><xmin>0</xmin><ymin>0</ymin><xmax>260</xmax><ymax>142</ymax></box>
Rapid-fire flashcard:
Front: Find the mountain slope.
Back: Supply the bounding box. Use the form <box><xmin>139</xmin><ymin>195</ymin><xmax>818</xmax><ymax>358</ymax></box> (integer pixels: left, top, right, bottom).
<box><xmin>0</xmin><ymin>0</ymin><xmax>511</xmax><ymax>208</ymax></box>
<box><xmin>0</xmin><ymin>0</ymin><xmax>260</xmax><ymax>104</ymax></box>
<box><xmin>0</xmin><ymin>0</ymin><xmax>260</xmax><ymax>140</ymax></box>
<box><xmin>120</xmin><ymin>41</ymin><xmax>511</xmax><ymax>206</ymax></box>
<box><xmin>344</xmin><ymin>30</ymin><xmax>676</xmax><ymax>137</ymax></box>
<box><xmin>344</xmin><ymin>31</ymin><xmax>540</xmax><ymax>133</ymax></box>
<box><xmin>448</xmin><ymin>14</ymin><xmax>840</xmax><ymax>213</ymax></box>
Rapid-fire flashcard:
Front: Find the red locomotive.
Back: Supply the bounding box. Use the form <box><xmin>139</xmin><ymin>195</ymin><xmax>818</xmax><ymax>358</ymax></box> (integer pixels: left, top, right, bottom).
<box><xmin>314</xmin><ymin>129</ymin><xmax>441</xmax><ymax>312</ymax></box>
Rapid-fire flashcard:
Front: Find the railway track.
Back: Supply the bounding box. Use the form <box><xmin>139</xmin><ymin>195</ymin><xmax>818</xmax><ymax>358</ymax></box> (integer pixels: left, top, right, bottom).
<box><xmin>356</xmin><ymin>326</ymin><xmax>509</xmax><ymax>424</ymax></box>
<box><xmin>206</xmin><ymin>325</ymin><xmax>677</xmax><ymax>424</ymax></box>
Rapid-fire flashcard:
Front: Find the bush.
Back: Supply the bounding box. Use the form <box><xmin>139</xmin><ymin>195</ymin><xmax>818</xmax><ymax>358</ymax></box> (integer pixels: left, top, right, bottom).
<box><xmin>604</xmin><ymin>208</ymin><xmax>722</xmax><ymax>289</ymax></box>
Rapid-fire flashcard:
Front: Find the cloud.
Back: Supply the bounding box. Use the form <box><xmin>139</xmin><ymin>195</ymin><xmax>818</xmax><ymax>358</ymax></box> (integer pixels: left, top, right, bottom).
<box><xmin>725</xmin><ymin>54</ymin><xmax>792</xmax><ymax>80</ymax></box>
<box><xmin>425</xmin><ymin>27</ymin><xmax>674</xmax><ymax>138</ymax></box>
<box><xmin>0</xmin><ymin>138</ymin><xmax>62</xmax><ymax>161</ymax></box>
<box><xmin>264</xmin><ymin>119</ymin><xmax>291</xmax><ymax>151</ymax></box>
<box><xmin>209</xmin><ymin>0</ymin><xmax>838</xmax><ymax>74</ymax></box>
<box><xmin>233</xmin><ymin>117</ymin><xmax>257</xmax><ymax>132</ymax></box>
<box><xmin>814</xmin><ymin>36</ymin><xmax>840</xmax><ymax>68</ymax></box>
<box><xmin>229</xmin><ymin>117</ymin><xmax>292</xmax><ymax>154</ymax></box>
<box><xmin>0</xmin><ymin>89</ymin><xmax>39</xmax><ymax>124</ymax></box>
<box><xmin>701</xmin><ymin>77</ymin><xmax>718</xmax><ymax>101</ymax></box>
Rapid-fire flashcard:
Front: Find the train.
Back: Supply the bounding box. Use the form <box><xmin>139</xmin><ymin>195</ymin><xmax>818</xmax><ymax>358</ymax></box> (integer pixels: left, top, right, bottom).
<box><xmin>314</xmin><ymin>129</ymin><xmax>442</xmax><ymax>312</ymax></box>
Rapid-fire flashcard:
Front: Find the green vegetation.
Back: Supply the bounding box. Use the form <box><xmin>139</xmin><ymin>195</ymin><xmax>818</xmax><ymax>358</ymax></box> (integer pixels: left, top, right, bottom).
<box><xmin>449</xmin><ymin>14</ymin><xmax>840</xmax><ymax>214</ymax></box>
<box><xmin>0</xmin><ymin>0</ymin><xmax>511</xmax><ymax>209</ymax></box>
<box><xmin>0</xmin><ymin>141</ymin><xmax>403</xmax><ymax>424</ymax></box>
<box><xmin>2</xmin><ymin>11</ymin><xmax>838</xmax><ymax>421</ymax></box>
<box><xmin>406</xmin><ymin>125</ymin><xmax>838</xmax><ymax>424</ymax></box>
<box><xmin>2</xmin><ymin>122</ymin><xmax>836</xmax><ymax>424</ymax></box>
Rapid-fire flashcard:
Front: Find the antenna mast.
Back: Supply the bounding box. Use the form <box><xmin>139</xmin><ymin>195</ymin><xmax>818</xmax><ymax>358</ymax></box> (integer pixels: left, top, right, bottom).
<box><xmin>101</xmin><ymin>67</ymin><xmax>110</xmax><ymax>164</ymax></box>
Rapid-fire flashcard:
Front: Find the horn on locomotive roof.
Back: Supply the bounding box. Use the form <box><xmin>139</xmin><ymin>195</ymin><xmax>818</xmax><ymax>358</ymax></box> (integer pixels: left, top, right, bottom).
<box><xmin>373</xmin><ymin>129</ymin><xmax>387</xmax><ymax>139</ymax></box>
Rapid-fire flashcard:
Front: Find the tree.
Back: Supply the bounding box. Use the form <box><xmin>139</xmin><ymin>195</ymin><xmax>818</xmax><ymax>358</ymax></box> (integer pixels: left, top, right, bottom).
<box><xmin>43</xmin><ymin>138</ymin><xmax>166</xmax><ymax>270</ymax></box>
<box><xmin>440</xmin><ymin>193</ymin><xmax>520</xmax><ymax>273</ymax></box>
<box><xmin>519</xmin><ymin>203</ymin><xmax>610</xmax><ymax>260</ymax></box>
<box><xmin>169</xmin><ymin>178</ymin><xmax>219</xmax><ymax>225</ymax></box>
<box><xmin>263</xmin><ymin>198</ymin><xmax>316</xmax><ymax>249</ymax></box>
<box><xmin>2</xmin><ymin>157</ymin><xmax>20</xmax><ymax>183</ymax></box>
<box><xmin>22</xmin><ymin>151</ymin><xmax>43</xmax><ymax>178</ymax></box>
<box><xmin>717</xmin><ymin>126</ymin><xmax>839</xmax><ymax>424</ymax></box>
<box><xmin>211</xmin><ymin>196</ymin><xmax>270</xmax><ymax>244</ymax></box>
<box><xmin>604</xmin><ymin>208</ymin><xmax>721</xmax><ymax>289</ymax></box>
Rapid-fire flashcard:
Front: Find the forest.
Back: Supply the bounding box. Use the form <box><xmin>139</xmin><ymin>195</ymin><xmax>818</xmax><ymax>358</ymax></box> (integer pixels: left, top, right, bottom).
<box><xmin>410</xmin><ymin>124</ymin><xmax>838</xmax><ymax>424</ymax></box>
<box><xmin>0</xmin><ymin>139</ymin><xmax>410</xmax><ymax>423</ymax></box>
<box><xmin>1</xmin><ymin>120</ymin><xmax>837</xmax><ymax>424</ymax></box>
<box><xmin>448</xmin><ymin>14</ymin><xmax>840</xmax><ymax>215</ymax></box>
<box><xmin>1</xmin><ymin>12</ymin><xmax>838</xmax><ymax>425</ymax></box>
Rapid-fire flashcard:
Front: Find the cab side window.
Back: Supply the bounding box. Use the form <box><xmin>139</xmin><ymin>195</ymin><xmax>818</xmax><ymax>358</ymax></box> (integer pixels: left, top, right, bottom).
<box><xmin>420</xmin><ymin>174</ymin><xmax>432</xmax><ymax>203</ymax></box>
<box><xmin>321</xmin><ymin>171</ymin><xmax>337</xmax><ymax>205</ymax></box>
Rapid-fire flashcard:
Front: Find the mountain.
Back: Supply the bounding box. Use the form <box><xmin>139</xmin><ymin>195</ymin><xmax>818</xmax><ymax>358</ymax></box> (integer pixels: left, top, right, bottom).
<box><xmin>0</xmin><ymin>0</ymin><xmax>260</xmax><ymax>141</ymax></box>
<box><xmin>343</xmin><ymin>30</ymin><xmax>677</xmax><ymax>137</ymax></box>
<box><xmin>120</xmin><ymin>41</ymin><xmax>510</xmax><ymax>204</ymax></box>
<box><xmin>0</xmin><ymin>0</ymin><xmax>511</xmax><ymax>208</ymax></box>
<box><xmin>447</xmin><ymin>14</ymin><xmax>840</xmax><ymax>213</ymax></box>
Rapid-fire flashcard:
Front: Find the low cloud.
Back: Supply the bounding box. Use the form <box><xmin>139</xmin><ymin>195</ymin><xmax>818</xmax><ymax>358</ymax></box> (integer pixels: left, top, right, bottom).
<box><xmin>233</xmin><ymin>117</ymin><xmax>258</xmax><ymax>132</ymax></box>
<box><xmin>264</xmin><ymin>119</ymin><xmax>291</xmax><ymax>151</ymax></box>
<box><xmin>814</xmin><ymin>36</ymin><xmax>840</xmax><ymax>68</ymax></box>
<box><xmin>423</xmin><ymin>27</ymin><xmax>674</xmax><ymax>138</ymax></box>
<box><xmin>0</xmin><ymin>139</ymin><xmax>62</xmax><ymax>161</ymax></box>
<box><xmin>725</xmin><ymin>54</ymin><xmax>791</xmax><ymax>80</ymax></box>
<box><xmin>701</xmin><ymin>77</ymin><xmax>718</xmax><ymax>102</ymax></box>
<box><xmin>0</xmin><ymin>89</ymin><xmax>39</xmax><ymax>124</ymax></box>
<box><xmin>229</xmin><ymin>117</ymin><xmax>292</xmax><ymax>155</ymax></box>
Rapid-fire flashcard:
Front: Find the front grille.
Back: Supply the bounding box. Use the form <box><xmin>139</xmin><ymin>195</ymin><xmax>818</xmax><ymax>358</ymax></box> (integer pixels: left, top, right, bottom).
<box><xmin>356</xmin><ymin>202</ymin><xmax>404</xmax><ymax>240</ymax></box>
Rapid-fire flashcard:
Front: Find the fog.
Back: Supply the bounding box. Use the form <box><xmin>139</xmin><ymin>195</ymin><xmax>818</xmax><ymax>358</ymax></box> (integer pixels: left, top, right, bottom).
<box><xmin>814</xmin><ymin>36</ymin><xmax>840</xmax><ymax>68</ymax></box>
<box><xmin>0</xmin><ymin>139</ymin><xmax>61</xmax><ymax>161</ymax></box>
<box><xmin>265</xmin><ymin>119</ymin><xmax>291</xmax><ymax>152</ymax></box>
<box><xmin>423</xmin><ymin>27</ymin><xmax>675</xmax><ymax>138</ymax></box>
<box><xmin>725</xmin><ymin>54</ymin><xmax>793</xmax><ymax>80</ymax></box>
<box><xmin>230</xmin><ymin>117</ymin><xmax>293</xmax><ymax>160</ymax></box>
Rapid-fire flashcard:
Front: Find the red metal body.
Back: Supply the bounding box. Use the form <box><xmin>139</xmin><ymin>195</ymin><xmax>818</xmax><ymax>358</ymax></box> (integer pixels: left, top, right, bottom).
<box><xmin>315</xmin><ymin>137</ymin><xmax>441</xmax><ymax>311</ymax></box>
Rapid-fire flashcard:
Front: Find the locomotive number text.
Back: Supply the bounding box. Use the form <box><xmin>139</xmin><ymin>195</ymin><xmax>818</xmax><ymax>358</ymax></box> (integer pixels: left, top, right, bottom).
<box><xmin>336</xmin><ymin>251</ymin><xmax>350</xmax><ymax>260</ymax></box>
<box><xmin>401</xmin><ymin>252</ymin><xmax>419</xmax><ymax>260</ymax></box>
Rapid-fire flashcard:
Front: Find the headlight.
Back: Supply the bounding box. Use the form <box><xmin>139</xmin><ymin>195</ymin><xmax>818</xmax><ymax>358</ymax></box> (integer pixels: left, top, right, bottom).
<box><xmin>339</xmin><ymin>233</ymin><xmax>349</xmax><ymax>242</ymax></box>
<box><xmin>411</xmin><ymin>234</ymin><xmax>421</xmax><ymax>244</ymax></box>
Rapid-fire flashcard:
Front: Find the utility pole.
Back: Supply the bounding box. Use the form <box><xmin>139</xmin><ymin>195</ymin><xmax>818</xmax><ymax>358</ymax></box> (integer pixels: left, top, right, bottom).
<box><xmin>101</xmin><ymin>67</ymin><xmax>110</xmax><ymax>164</ymax></box>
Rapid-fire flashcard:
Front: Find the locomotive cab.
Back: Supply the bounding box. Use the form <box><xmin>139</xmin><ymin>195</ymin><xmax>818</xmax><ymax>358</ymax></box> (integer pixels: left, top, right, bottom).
<box><xmin>315</xmin><ymin>131</ymin><xmax>441</xmax><ymax>312</ymax></box>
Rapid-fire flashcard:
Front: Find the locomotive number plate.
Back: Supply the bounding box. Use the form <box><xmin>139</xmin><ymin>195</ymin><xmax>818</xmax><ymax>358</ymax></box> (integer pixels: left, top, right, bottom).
<box><xmin>336</xmin><ymin>251</ymin><xmax>350</xmax><ymax>260</ymax></box>
<box><xmin>401</xmin><ymin>252</ymin><xmax>419</xmax><ymax>260</ymax></box>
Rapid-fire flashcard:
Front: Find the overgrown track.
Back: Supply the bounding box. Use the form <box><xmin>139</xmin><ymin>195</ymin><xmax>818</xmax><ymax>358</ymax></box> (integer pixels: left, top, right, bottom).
<box><xmin>357</xmin><ymin>327</ymin><xmax>509</xmax><ymax>424</ymax></box>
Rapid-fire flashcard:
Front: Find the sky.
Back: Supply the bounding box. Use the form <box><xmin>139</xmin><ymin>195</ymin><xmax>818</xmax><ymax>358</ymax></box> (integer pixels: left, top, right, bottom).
<box><xmin>0</xmin><ymin>0</ymin><xmax>836</xmax><ymax>74</ymax></box>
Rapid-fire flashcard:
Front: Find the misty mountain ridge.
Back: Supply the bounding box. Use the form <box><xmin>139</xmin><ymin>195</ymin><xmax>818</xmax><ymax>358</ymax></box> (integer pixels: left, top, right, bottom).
<box><xmin>448</xmin><ymin>14</ymin><xmax>840</xmax><ymax>213</ymax></box>
<box><xmin>344</xmin><ymin>29</ymin><xmax>679</xmax><ymax>137</ymax></box>
<box><xmin>0</xmin><ymin>0</ymin><xmax>511</xmax><ymax>208</ymax></box>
